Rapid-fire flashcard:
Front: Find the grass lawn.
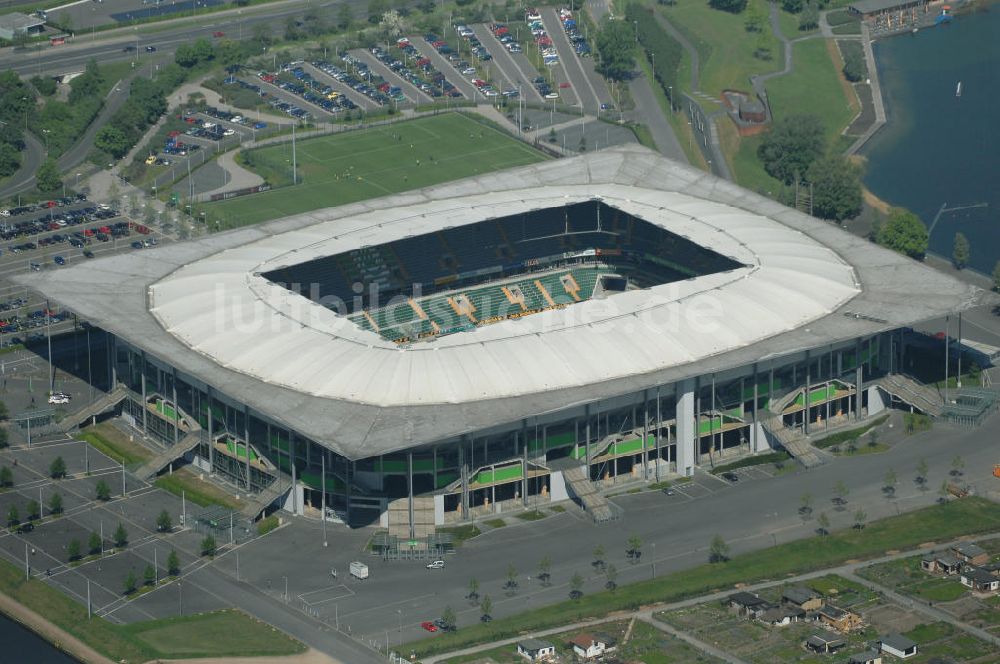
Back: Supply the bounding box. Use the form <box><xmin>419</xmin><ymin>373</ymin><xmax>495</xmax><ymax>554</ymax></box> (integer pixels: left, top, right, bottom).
<box><xmin>515</xmin><ymin>510</ymin><xmax>546</xmax><ymax>521</ymax></box>
<box><xmin>777</xmin><ymin>8</ymin><xmax>820</xmax><ymax>38</ymax></box>
<box><xmin>637</xmin><ymin>55</ymin><xmax>709</xmax><ymax>170</ymax></box>
<box><xmin>405</xmin><ymin>498</ymin><xmax>1000</xmax><ymax>658</ymax></box>
<box><xmin>766</xmin><ymin>39</ymin><xmax>857</xmax><ymax>144</ymax></box>
<box><xmin>201</xmin><ymin>112</ymin><xmax>546</xmax><ymax>228</ymax></box>
<box><xmin>710</xmin><ymin>451</ymin><xmax>791</xmax><ymax>475</ymax></box>
<box><xmin>154</xmin><ymin>468</ymin><xmax>242</xmax><ymax>510</ymax></box>
<box><xmin>124</xmin><ymin>609</ymin><xmax>305</xmax><ymax>658</ymax></box>
<box><xmin>482</xmin><ymin>518</ymin><xmax>507</xmax><ymax>529</ymax></box>
<box><xmin>813</xmin><ymin>415</ymin><xmax>889</xmax><ymax>449</ymax></box>
<box><xmin>78</xmin><ymin>423</ymin><xmax>153</xmax><ymax>468</ymax></box>
<box><xmin>721</xmin><ymin>124</ymin><xmax>783</xmax><ymax>196</ymax></box>
<box><xmin>660</xmin><ymin>1</ymin><xmax>781</xmax><ymax>98</ymax></box>
<box><xmin>0</xmin><ymin>559</ymin><xmax>303</xmax><ymax>662</ymax></box>
<box><xmin>438</xmin><ymin>524</ymin><xmax>482</xmax><ymax>546</ymax></box>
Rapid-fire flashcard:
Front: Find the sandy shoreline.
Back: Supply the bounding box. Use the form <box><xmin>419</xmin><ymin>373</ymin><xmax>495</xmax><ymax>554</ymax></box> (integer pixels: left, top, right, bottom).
<box><xmin>0</xmin><ymin>592</ymin><xmax>113</xmax><ymax>664</ymax></box>
<box><xmin>0</xmin><ymin>592</ymin><xmax>342</xmax><ymax>664</ymax></box>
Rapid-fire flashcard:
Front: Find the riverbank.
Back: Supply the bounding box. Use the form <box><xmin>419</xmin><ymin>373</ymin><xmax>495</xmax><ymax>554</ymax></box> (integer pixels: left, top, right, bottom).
<box><xmin>0</xmin><ymin>592</ymin><xmax>110</xmax><ymax>664</ymax></box>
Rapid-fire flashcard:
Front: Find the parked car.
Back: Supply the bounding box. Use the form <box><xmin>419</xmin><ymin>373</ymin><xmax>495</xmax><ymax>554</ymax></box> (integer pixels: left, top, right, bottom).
<box><xmin>426</xmin><ymin>560</ymin><xmax>445</xmax><ymax>570</ymax></box>
<box><xmin>420</xmin><ymin>621</ymin><xmax>438</xmax><ymax>632</ymax></box>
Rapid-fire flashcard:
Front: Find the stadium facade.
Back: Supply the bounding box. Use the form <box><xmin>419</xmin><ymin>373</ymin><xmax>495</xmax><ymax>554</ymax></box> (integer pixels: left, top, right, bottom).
<box><xmin>20</xmin><ymin>147</ymin><xmax>986</xmax><ymax>539</ymax></box>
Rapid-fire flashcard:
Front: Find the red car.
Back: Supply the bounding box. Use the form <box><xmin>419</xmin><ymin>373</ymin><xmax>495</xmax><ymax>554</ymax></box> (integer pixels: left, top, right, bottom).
<box><xmin>420</xmin><ymin>621</ymin><xmax>438</xmax><ymax>632</ymax></box>
<box><xmin>212</xmin><ymin>31</ymin><xmax>224</xmax><ymax>38</ymax></box>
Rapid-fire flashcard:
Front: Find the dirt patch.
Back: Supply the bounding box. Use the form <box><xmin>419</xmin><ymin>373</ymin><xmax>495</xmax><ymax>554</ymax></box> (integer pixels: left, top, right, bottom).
<box><xmin>863</xmin><ymin>604</ymin><xmax>924</xmax><ymax>634</ymax></box>
<box><xmin>829</xmin><ymin>39</ymin><xmax>861</xmax><ymax>117</ymax></box>
<box><xmin>862</xmin><ymin>186</ymin><xmax>892</xmax><ymax>215</ymax></box>
<box><xmin>152</xmin><ymin>649</ymin><xmax>344</xmax><ymax>664</ymax></box>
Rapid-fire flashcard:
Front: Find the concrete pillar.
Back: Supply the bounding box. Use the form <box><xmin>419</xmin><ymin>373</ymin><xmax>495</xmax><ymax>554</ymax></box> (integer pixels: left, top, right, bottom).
<box><xmin>654</xmin><ymin>386</ymin><xmax>661</xmax><ymax>481</ymax></box>
<box><xmin>804</xmin><ymin>351</ymin><xmax>811</xmax><ymax>436</ymax></box>
<box><xmin>243</xmin><ymin>405</ymin><xmax>251</xmax><ymax>491</ymax></box>
<box><xmin>172</xmin><ymin>368</ymin><xmax>180</xmax><ymax>445</ymax></box>
<box><xmin>140</xmin><ymin>353</ymin><xmax>148</xmax><ymax>434</ymax></box>
<box><xmin>108</xmin><ymin>334</ymin><xmax>116</xmax><ymax>389</ymax></box>
<box><xmin>584</xmin><ymin>405</ymin><xmax>591</xmax><ymax>473</ymax></box>
<box><xmin>206</xmin><ymin>387</ymin><xmax>214</xmax><ymax>469</ymax></box>
<box><xmin>522</xmin><ymin>430</ymin><xmax>528</xmax><ymax>508</ymax></box>
<box><xmin>752</xmin><ymin>363</ymin><xmax>760</xmax><ymax>452</ymax></box>
<box><xmin>642</xmin><ymin>391</ymin><xmax>649</xmax><ymax>480</ymax></box>
<box><xmin>407</xmin><ymin>452</ymin><xmax>414</xmax><ymax>541</ymax></box>
<box><xmin>675</xmin><ymin>379</ymin><xmax>696</xmax><ymax>476</ymax></box>
<box><xmin>459</xmin><ymin>438</ymin><xmax>469</xmax><ymax>519</ymax></box>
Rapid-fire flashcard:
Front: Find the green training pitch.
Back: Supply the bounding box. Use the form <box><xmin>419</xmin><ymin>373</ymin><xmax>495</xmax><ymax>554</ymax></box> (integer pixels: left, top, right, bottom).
<box><xmin>203</xmin><ymin>112</ymin><xmax>547</xmax><ymax>228</ymax></box>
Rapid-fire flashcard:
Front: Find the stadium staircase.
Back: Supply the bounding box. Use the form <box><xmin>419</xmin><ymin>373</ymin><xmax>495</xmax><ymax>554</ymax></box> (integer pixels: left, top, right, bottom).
<box><xmin>873</xmin><ymin>374</ymin><xmax>944</xmax><ymax>417</ymax></box>
<box><xmin>759</xmin><ymin>411</ymin><xmax>825</xmax><ymax>469</ymax></box>
<box><xmin>136</xmin><ymin>427</ymin><xmax>204</xmax><ymax>480</ymax></box>
<box><xmin>240</xmin><ymin>471</ymin><xmax>293</xmax><ymax>520</ymax></box>
<box><xmin>562</xmin><ymin>466</ymin><xmax>615</xmax><ymax>523</ymax></box>
<box><xmin>59</xmin><ymin>385</ymin><xmax>128</xmax><ymax>431</ymax></box>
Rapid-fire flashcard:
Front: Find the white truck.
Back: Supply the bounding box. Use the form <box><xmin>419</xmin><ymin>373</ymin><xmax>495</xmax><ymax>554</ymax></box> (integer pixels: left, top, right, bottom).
<box><xmin>349</xmin><ymin>561</ymin><xmax>369</xmax><ymax>580</ymax></box>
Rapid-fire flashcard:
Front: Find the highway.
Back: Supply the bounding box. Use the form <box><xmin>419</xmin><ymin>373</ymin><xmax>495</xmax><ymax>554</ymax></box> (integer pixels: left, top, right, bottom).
<box><xmin>0</xmin><ymin>0</ymin><xmax>374</xmax><ymax>77</ymax></box>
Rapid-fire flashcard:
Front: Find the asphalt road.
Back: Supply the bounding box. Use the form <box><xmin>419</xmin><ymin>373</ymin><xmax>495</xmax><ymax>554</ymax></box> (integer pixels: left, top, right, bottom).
<box><xmin>0</xmin><ymin>0</ymin><xmax>372</xmax><ymax>77</ymax></box>
<box><xmin>0</xmin><ymin>133</ymin><xmax>44</xmax><ymax>201</ymax></box>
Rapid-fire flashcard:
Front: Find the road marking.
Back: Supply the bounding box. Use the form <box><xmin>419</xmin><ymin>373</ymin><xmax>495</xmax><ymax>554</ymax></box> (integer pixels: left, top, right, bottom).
<box><xmin>298</xmin><ymin>584</ymin><xmax>356</xmax><ymax>606</ymax></box>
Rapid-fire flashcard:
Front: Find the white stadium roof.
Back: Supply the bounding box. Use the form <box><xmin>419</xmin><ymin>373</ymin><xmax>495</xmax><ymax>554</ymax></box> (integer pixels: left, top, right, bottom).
<box><xmin>19</xmin><ymin>146</ymin><xmax>987</xmax><ymax>458</ymax></box>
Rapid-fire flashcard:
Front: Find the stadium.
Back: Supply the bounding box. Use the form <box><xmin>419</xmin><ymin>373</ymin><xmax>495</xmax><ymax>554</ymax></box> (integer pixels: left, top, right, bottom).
<box><xmin>19</xmin><ymin>147</ymin><xmax>987</xmax><ymax>548</ymax></box>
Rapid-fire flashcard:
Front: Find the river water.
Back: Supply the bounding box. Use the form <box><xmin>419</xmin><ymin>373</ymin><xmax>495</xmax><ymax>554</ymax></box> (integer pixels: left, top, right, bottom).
<box><xmin>862</xmin><ymin>7</ymin><xmax>1000</xmax><ymax>273</ymax></box>
<box><xmin>0</xmin><ymin>613</ymin><xmax>81</xmax><ymax>663</ymax></box>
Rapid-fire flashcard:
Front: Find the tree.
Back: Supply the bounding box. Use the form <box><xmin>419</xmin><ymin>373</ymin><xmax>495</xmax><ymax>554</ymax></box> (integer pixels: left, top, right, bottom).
<box><xmin>336</xmin><ymin>3</ymin><xmax>352</xmax><ymax>29</ymax></box>
<box><xmin>952</xmin><ymin>232</ymin><xmax>970</xmax><ymax>269</ymax></box>
<box><xmin>201</xmin><ymin>535</ymin><xmax>216</xmax><ymax>557</ymax></box>
<box><xmin>594</xmin><ymin>18</ymin><xmax>635</xmax><ymax>81</ymax></box>
<box><xmin>0</xmin><ymin>427</ymin><xmax>7</xmax><ymax>450</ymax></box>
<box><xmin>367</xmin><ymin>0</ymin><xmax>389</xmax><ymax>23</ymax></box>
<box><xmin>868</xmin><ymin>429</ymin><xmax>880</xmax><ymax>449</ymax></box>
<box><xmin>30</xmin><ymin>75</ymin><xmax>57</xmax><ymax>97</ymax></box>
<box><xmin>592</xmin><ymin>544</ymin><xmax>606</xmax><ymax>570</ymax></box>
<box><xmin>938</xmin><ymin>480</ymin><xmax>950</xmax><ymax>504</ymax></box>
<box><xmin>504</xmin><ymin>563</ymin><xmax>518</xmax><ymax>592</ymax></box>
<box><xmin>627</xmin><ymin>534</ymin><xmax>642</xmax><ymax>562</ymax></box>
<box><xmin>0</xmin><ymin>401</ymin><xmax>8</xmax><ymax>421</ymax></box>
<box><xmin>753</xmin><ymin>31</ymin><xmax>773</xmax><ymax>60</ymax></box>
<box><xmin>466</xmin><ymin>577</ymin><xmax>479</xmax><ymax>601</ymax></box>
<box><xmin>0</xmin><ymin>466</ymin><xmax>12</xmax><ymax>488</ymax></box>
<box><xmin>440</xmin><ymin>605</ymin><xmax>456</xmax><ymax>632</ymax></box>
<box><xmin>49</xmin><ymin>456</ymin><xmax>67</xmax><ymax>479</ymax></box>
<box><xmin>113</xmin><ymin>522</ymin><xmax>128</xmax><ymax>548</ymax></box>
<box><xmin>951</xmin><ymin>455</ymin><xmax>965</xmax><ymax>477</ymax></box>
<box><xmin>877</xmin><ymin>207</ymin><xmax>929</xmax><ymax>259</ymax></box>
<box><xmin>915</xmin><ymin>457</ymin><xmax>929</xmax><ymax>488</ymax></box>
<box><xmin>799</xmin><ymin>2</ymin><xmax>819</xmax><ymax>30</ymax></box>
<box><xmin>480</xmin><ymin>594</ymin><xmax>493</xmax><ymax>622</ymax></box>
<box><xmin>709</xmin><ymin>0</ymin><xmax>749</xmax><ymax>13</ymax></box>
<box><xmin>808</xmin><ymin>155</ymin><xmax>862</xmax><ymax>221</ymax></box>
<box><xmin>709</xmin><ymin>535</ymin><xmax>730</xmax><ymax>563</ymax></box>
<box><xmin>816</xmin><ymin>512</ymin><xmax>830</xmax><ymax>536</ymax></box>
<box><xmin>992</xmin><ymin>261</ymin><xmax>1000</xmax><ymax>292</ymax></box>
<box><xmin>782</xmin><ymin>0</ymin><xmax>804</xmax><ymax>11</ymax></box>
<box><xmin>95</xmin><ymin>479</ymin><xmax>111</xmax><ymax>501</ymax></box>
<box><xmin>95</xmin><ymin>125</ymin><xmax>131</xmax><ymax>159</ymax></box>
<box><xmin>842</xmin><ymin>48</ymin><xmax>866</xmax><ymax>82</ymax></box>
<box><xmin>883</xmin><ymin>468</ymin><xmax>898</xmax><ymax>496</ymax></box>
<box><xmin>67</xmin><ymin>538</ymin><xmax>81</xmax><ymax>562</ymax></box>
<box><xmin>167</xmin><ymin>549</ymin><xmax>180</xmax><ymax>576</ymax></box>
<box><xmin>832</xmin><ymin>480</ymin><xmax>850</xmax><ymax>507</ymax></box>
<box><xmin>853</xmin><ymin>508</ymin><xmax>867</xmax><ymax>530</ymax></box>
<box><xmin>7</xmin><ymin>504</ymin><xmax>18</xmax><ymax>528</ymax></box>
<box><xmin>48</xmin><ymin>492</ymin><xmax>62</xmax><ymax>515</ymax></box>
<box><xmin>799</xmin><ymin>492</ymin><xmax>814</xmax><ymax>515</ymax></box>
<box><xmin>537</xmin><ymin>556</ymin><xmax>552</xmax><ymax>586</ymax></box>
<box><xmin>569</xmin><ymin>571</ymin><xmax>584</xmax><ymax>600</ymax></box>
<box><xmin>156</xmin><ymin>509</ymin><xmax>172</xmax><ymax>533</ymax></box>
<box><xmin>88</xmin><ymin>531</ymin><xmax>102</xmax><ymax>555</ymax></box>
<box><xmin>36</xmin><ymin>158</ymin><xmax>62</xmax><ymax>193</ymax></box>
<box><xmin>26</xmin><ymin>499</ymin><xmax>39</xmax><ymax>522</ymax></box>
<box><xmin>605</xmin><ymin>563</ymin><xmax>618</xmax><ymax>591</ymax></box>
<box><xmin>745</xmin><ymin>2</ymin><xmax>766</xmax><ymax>31</ymax></box>
<box><xmin>144</xmin><ymin>563</ymin><xmax>156</xmax><ymax>586</ymax></box>
<box><xmin>124</xmin><ymin>569</ymin><xmax>137</xmax><ymax>594</ymax></box>
<box><xmin>758</xmin><ymin>115</ymin><xmax>825</xmax><ymax>184</ymax></box>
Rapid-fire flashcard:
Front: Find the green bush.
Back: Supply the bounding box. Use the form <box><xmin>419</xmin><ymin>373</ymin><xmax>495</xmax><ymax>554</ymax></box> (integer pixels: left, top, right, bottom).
<box><xmin>256</xmin><ymin>515</ymin><xmax>280</xmax><ymax>535</ymax></box>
